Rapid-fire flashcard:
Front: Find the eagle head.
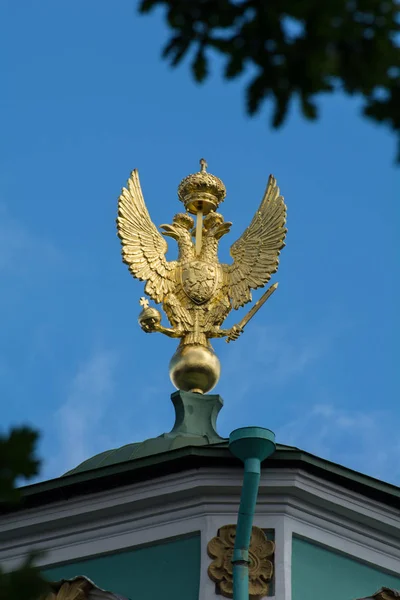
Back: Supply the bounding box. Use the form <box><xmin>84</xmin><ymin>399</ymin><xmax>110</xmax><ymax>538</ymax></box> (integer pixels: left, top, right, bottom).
<box><xmin>160</xmin><ymin>213</ymin><xmax>194</xmax><ymax>240</ymax></box>
<box><xmin>203</xmin><ymin>212</ymin><xmax>232</xmax><ymax>239</ymax></box>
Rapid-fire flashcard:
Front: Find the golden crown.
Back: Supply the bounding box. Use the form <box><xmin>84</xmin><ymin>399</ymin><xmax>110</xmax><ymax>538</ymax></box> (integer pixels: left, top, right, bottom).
<box><xmin>178</xmin><ymin>159</ymin><xmax>226</xmax><ymax>215</ymax></box>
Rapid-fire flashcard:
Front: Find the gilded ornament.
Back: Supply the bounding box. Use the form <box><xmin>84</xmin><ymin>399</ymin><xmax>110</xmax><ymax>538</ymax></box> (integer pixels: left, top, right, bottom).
<box><xmin>42</xmin><ymin>577</ymin><xmax>129</xmax><ymax>600</ymax></box>
<box><xmin>116</xmin><ymin>159</ymin><xmax>287</xmax><ymax>393</ymax></box>
<box><xmin>207</xmin><ymin>524</ymin><xmax>275</xmax><ymax>598</ymax></box>
<box><xmin>359</xmin><ymin>590</ymin><xmax>400</xmax><ymax>600</ymax></box>
<box><xmin>42</xmin><ymin>578</ymin><xmax>91</xmax><ymax>600</ymax></box>
<box><xmin>178</xmin><ymin>158</ymin><xmax>226</xmax><ymax>215</ymax></box>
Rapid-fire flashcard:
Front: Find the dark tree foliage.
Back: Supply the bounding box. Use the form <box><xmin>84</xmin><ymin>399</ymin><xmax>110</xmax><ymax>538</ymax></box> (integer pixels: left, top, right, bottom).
<box><xmin>0</xmin><ymin>428</ymin><xmax>49</xmax><ymax>600</ymax></box>
<box><xmin>139</xmin><ymin>0</ymin><xmax>400</xmax><ymax>159</ymax></box>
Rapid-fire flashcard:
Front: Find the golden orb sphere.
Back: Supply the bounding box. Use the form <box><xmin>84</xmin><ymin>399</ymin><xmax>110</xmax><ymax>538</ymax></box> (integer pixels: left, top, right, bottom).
<box><xmin>138</xmin><ymin>306</ymin><xmax>161</xmax><ymax>330</ymax></box>
<box><xmin>169</xmin><ymin>344</ymin><xmax>221</xmax><ymax>394</ymax></box>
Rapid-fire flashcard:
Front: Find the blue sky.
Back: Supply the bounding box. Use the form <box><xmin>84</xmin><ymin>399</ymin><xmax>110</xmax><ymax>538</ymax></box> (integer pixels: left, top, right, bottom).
<box><xmin>1</xmin><ymin>1</ymin><xmax>399</xmax><ymax>485</ymax></box>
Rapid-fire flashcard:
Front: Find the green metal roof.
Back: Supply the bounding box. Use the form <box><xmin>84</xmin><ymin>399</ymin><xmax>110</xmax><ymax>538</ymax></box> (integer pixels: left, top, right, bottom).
<box><xmin>64</xmin><ymin>435</ymin><xmax>228</xmax><ymax>475</ymax></box>
<box><xmin>64</xmin><ymin>390</ymin><xmax>227</xmax><ymax>476</ymax></box>
<box><xmin>1</xmin><ymin>443</ymin><xmax>397</xmax><ymax>516</ymax></box>
<box><xmin>1</xmin><ymin>390</ymin><xmax>399</xmax><ymax>514</ymax></box>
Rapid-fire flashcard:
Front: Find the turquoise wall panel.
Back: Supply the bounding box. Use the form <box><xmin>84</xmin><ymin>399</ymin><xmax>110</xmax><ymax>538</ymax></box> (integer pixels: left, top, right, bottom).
<box><xmin>292</xmin><ymin>537</ymin><xmax>400</xmax><ymax>600</ymax></box>
<box><xmin>44</xmin><ymin>534</ymin><xmax>200</xmax><ymax>600</ymax></box>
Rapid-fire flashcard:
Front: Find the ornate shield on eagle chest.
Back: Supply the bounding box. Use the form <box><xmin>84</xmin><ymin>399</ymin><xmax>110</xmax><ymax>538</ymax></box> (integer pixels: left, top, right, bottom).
<box><xmin>181</xmin><ymin>260</ymin><xmax>218</xmax><ymax>305</ymax></box>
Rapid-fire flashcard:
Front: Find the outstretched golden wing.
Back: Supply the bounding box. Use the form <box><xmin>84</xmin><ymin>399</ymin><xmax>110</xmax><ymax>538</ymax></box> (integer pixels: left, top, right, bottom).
<box><xmin>117</xmin><ymin>170</ymin><xmax>176</xmax><ymax>304</ymax></box>
<box><xmin>223</xmin><ymin>175</ymin><xmax>287</xmax><ymax>310</ymax></box>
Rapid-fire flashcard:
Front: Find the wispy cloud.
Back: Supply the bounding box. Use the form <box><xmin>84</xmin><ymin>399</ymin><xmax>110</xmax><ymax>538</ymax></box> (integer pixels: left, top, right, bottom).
<box><xmin>218</xmin><ymin>315</ymin><xmax>400</xmax><ymax>486</ymax></box>
<box><xmin>219</xmin><ymin>319</ymin><xmax>335</xmax><ymax>405</ymax></box>
<box><xmin>277</xmin><ymin>403</ymin><xmax>400</xmax><ymax>485</ymax></box>
<box><xmin>251</xmin><ymin>324</ymin><xmax>327</xmax><ymax>384</ymax></box>
<box><xmin>49</xmin><ymin>349</ymin><xmax>118</xmax><ymax>476</ymax></box>
<box><xmin>43</xmin><ymin>352</ymin><xmax>170</xmax><ymax>480</ymax></box>
<box><xmin>0</xmin><ymin>203</ymin><xmax>61</xmax><ymax>274</ymax></box>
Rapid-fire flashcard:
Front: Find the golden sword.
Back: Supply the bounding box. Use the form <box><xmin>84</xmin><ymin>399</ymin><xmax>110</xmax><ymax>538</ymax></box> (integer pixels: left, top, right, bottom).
<box><xmin>226</xmin><ymin>282</ymin><xmax>279</xmax><ymax>343</ymax></box>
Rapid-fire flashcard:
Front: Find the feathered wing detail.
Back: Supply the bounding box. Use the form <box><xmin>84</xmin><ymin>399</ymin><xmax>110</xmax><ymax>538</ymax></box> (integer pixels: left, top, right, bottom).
<box><xmin>164</xmin><ymin>293</ymin><xmax>194</xmax><ymax>331</ymax></box>
<box><xmin>117</xmin><ymin>170</ymin><xmax>176</xmax><ymax>303</ymax></box>
<box><xmin>222</xmin><ymin>175</ymin><xmax>287</xmax><ymax>310</ymax></box>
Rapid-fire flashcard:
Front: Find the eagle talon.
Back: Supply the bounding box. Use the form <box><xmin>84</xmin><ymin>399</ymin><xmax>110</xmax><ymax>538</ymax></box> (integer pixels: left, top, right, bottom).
<box><xmin>227</xmin><ymin>325</ymin><xmax>243</xmax><ymax>342</ymax></box>
<box><xmin>140</xmin><ymin>318</ymin><xmax>157</xmax><ymax>333</ymax></box>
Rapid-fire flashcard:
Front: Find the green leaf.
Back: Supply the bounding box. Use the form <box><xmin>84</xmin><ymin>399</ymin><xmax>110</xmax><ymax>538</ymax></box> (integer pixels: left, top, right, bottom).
<box><xmin>192</xmin><ymin>47</ymin><xmax>208</xmax><ymax>82</ymax></box>
<box><xmin>162</xmin><ymin>35</ymin><xmax>182</xmax><ymax>58</ymax></box>
<box><xmin>0</xmin><ymin>552</ymin><xmax>50</xmax><ymax>600</ymax></box>
<box><xmin>138</xmin><ymin>0</ymin><xmax>400</xmax><ymax>160</ymax></box>
<box><xmin>0</xmin><ymin>424</ymin><xmax>48</xmax><ymax>600</ymax></box>
<box><xmin>246</xmin><ymin>74</ymin><xmax>267</xmax><ymax>114</ymax></box>
<box><xmin>300</xmin><ymin>95</ymin><xmax>318</xmax><ymax>120</ymax></box>
<box><xmin>0</xmin><ymin>427</ymin><xmax>40</xmax><ymax>504</ymax></box>
<box><xmin>168</xmin><ymin>37</ymin><xmax>191</xmax><ymax>66</ymax></box>
<box><xmin>138</xmin><ymin>0</ymin><xmax>157</xmax><ymax>13</ymax></box>
<box><xmin>225</xmin><ymin>51</ymin><xmax>244</xmax><ymax>79</ymax></box>
<box><xmin>272</xmin><ymin>93</ymin><xmax>290</xmax><ymax>128</ymax></box>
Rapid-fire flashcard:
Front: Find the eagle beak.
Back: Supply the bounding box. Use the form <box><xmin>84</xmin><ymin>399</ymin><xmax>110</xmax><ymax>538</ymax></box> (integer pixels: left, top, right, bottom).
<box><xmin>215</xmin><ymin>221</ymin><xmax>232</xmax><ymax>239</ymax></box>
<box><xmin>160</xmin><ymin>223</ymin><xmax>178</xmax><ymax>239</ymax></box>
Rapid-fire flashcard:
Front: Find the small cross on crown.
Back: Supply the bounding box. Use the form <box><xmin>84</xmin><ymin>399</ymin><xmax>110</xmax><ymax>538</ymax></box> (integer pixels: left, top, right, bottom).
<box><xmin>200</xmin><ymin>158</ymin><xmax>208</xmax><ymax>173</ymax></box>
<box><xmin>139</xmin><ymin>297</ymin><xmax>149</xmax><ymax>309</ymax></box>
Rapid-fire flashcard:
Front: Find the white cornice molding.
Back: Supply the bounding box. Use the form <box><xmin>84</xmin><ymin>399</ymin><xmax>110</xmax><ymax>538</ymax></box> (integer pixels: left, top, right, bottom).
<box><xmin>0</xmin><ymin>466</ymin><xmax>398</xmax><ymax>588</ymax></box>
<box><xmin>259</xmin><ymin>468</ymin><xmax>400</xmax><ymax>533</ymax></box>
<box><xmin>2</xmin><ymin>467</ymin><xmax>398</xmax><ymax>538</ymax></box>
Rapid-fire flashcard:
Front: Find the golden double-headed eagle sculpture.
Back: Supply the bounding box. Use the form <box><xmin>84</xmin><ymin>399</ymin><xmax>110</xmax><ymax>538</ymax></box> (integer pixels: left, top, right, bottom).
<box><xmin>117</xmin><ymin>159</ymin><xmax>287</xmax><ymax>394</ymax></box>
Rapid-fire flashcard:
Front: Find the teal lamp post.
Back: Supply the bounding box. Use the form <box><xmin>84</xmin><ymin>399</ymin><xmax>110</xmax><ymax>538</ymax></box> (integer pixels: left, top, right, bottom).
<box><xmin>229</xmin><ymin>427</ymin><xmax>276</xmax><ymax>600</ymax></box>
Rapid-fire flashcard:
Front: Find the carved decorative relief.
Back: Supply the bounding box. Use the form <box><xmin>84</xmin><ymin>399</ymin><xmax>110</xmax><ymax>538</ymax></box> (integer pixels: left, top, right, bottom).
<box><xmin>359</xmin><ymin>589</ymin><xmax>400</xmax><ymax>600</ymax></box>
<box><xmin>207</xmin><ymin>524</ymin><xmax>274</xmax><ymax>598</ymax></box>
<box><xmin>43</xmin><ymin>578</ymin><xmax>92</xmax><ymax>600</ymax></box>
<box><xmin>42</xmin><ymin>576</ymin><xmax>129</xmax><ymax>600</ymax></box>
